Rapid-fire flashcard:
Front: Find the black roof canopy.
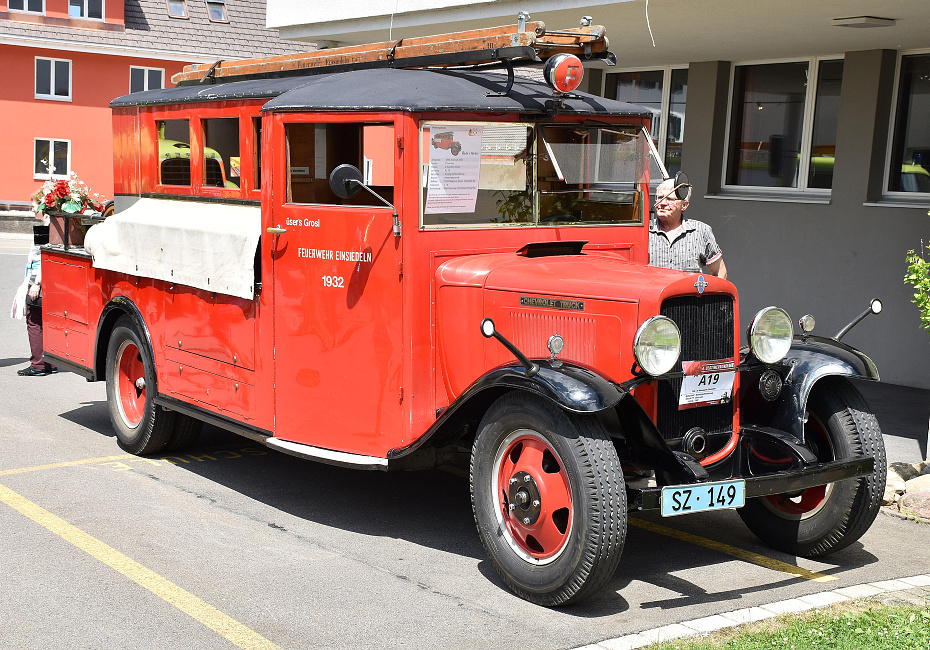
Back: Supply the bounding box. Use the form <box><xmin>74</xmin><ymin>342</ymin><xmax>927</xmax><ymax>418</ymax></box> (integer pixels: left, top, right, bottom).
<box><xmin>111</xmin><ymin>68</ymin><xmax>650</xmax><ymax>118</ymax></box>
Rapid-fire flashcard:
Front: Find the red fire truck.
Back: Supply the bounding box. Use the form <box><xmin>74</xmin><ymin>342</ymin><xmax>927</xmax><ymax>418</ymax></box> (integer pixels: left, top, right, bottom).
<box><xmin>42</xmin><ymin>20</ymin><xmax>886</xmax><ymax>606</ymax></box>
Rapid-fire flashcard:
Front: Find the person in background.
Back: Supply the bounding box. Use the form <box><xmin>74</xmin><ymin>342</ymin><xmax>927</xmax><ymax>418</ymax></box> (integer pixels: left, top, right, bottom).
<box><xmin>10</xmin><ymin>190</ymin><xmax>58</xmax><ymax>377</ymax></box>
<box><xmin>649</xmin><ymin>178</ymin><xmax>728</xmax><ymax>279</ymax></box>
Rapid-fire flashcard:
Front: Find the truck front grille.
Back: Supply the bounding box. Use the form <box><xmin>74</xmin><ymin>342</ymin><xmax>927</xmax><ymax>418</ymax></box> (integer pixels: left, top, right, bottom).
<box><xmin>656</xmin><ymin>294</ymin><xmax>735</xmax><ymax>441</ymax></box>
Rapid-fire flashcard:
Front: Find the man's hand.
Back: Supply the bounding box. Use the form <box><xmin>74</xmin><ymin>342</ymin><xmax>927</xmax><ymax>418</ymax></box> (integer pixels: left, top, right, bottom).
<box><xmin>28</xmin><ymin>284</ymin><xmax>40</xmax><ymax>301</ymax></box>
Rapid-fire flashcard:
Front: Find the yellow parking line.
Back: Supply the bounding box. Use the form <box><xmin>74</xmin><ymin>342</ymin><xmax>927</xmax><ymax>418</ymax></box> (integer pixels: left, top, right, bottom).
<box><xmin>629</xmin><ymin>518</ymin><xmax>837</xmax><ymax>583</ymax></box>
<box><xmin>0</xmin><ymin>482</ymin><xmax>280</xmax><ymax>650</ymax></box>
<box><xmin>0</xmin><ymin>454</ymin><xmax>131</xmax><ymax>477</ymax></box>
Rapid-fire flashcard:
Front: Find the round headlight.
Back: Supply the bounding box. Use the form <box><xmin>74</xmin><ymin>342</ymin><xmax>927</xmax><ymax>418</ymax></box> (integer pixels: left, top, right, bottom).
<box><xmin>749</xmin><ymin>307</ymin><xmax>793</xmax><ymax>364</ymax></box>
<box><xmin>634</xmin><ymin>316</ymin><xmax>681</xmax><ymax>376</ymax></box>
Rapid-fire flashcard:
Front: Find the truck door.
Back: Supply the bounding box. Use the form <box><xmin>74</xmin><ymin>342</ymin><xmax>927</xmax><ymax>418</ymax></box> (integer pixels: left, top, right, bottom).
<box><xmin>269</xmin><ymin>116</ymin><xmax>404</xmax><ymax>457</ymax></box>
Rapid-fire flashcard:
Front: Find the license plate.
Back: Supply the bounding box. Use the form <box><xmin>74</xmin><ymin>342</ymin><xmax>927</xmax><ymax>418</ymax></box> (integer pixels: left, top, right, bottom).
<box><xmin>660</xmin><ymin>479</ymin><xmax>746</xmax><ymax>517</ymax></box>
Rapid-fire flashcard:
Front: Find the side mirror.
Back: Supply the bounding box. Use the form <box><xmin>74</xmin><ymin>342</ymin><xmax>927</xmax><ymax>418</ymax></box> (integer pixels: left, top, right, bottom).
<box><xmin>329</xmin><ymin>164</ymin><xmax>364</xmax><ymax>199</ymax></box>
<box><xmin>674</xmin><ymin>171</ymin><xmax>692</xmax><ymax>201</ymax></box>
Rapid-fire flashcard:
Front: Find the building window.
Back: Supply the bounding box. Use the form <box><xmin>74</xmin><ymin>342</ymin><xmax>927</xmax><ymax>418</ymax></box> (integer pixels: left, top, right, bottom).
<box><xmin>613</xmin><ymin>68</ymin><xmax>688</xmax><ymax>179</ymax></box>
<box><xmin>130</xmin><ymin>67</ymin><xmax>164</xmax><ymax>93</ymax></box>
<box><xmin>68</xmin><ymin>0</ymin><xmax>103</xmax><ymax>19</ymax></box>
<box><xmin>166</xmin><ymin>0</ymin><xmax>187</xmax><ymax>18</ymax></box>
<box><xmin>888</xmin><ymin>53</ymin><xmax>930</xmax><ymax>194</ymax></box>
<box><xmin>34</xmin><ymin>138</ymin><xmax>70</xmax><ymax>179</ymax></box>
<box><xmin>205</xmin><ymin>1</ymin><xmax>227</xmax><ymax>22</ymax></box>
<box><xmin>35</xmin><ymin>57</ymin><xmax>72</xmax><ymax>101</ymax></box>
<box><xmin>8</xmin><ymin>0</ymin><xmax>44</xmax><ymax>14</ymax></box>
<box><xmin>725</xmin><ymin>59</ymin><xmax>843</xmax><ymax>190</ymax></box>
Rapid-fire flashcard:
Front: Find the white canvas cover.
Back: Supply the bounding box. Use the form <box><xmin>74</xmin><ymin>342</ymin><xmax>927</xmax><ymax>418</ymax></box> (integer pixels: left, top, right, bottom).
<box><xmin>84</xmin><ymin>198</ymin><xmax>261</xmax><ymax>300</ymax></box>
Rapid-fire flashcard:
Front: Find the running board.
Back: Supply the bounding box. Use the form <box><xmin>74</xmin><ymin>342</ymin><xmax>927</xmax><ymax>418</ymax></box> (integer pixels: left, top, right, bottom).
<box><xmin>265</xmin><ymin>438</ymin><xmax>389</xmax><ymax>471</ymax></box>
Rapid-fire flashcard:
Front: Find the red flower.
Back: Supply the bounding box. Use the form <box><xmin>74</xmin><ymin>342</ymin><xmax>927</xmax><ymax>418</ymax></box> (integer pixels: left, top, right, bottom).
<box><xmin>44</xmin><ymin>193</ymin><xmax>57</xmax><ymax>208</ymax></box>
<box><xmin>54</xmin><ymin>180</ymin><xmax>70</xmax><ymax>198</ymax></box>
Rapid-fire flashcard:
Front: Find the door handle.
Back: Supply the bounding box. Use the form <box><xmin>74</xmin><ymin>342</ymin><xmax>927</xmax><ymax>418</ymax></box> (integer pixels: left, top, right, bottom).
<box><xmin>266</xmin><ymin>226</ymin><xmax>287</xmax><ymax>234</ymax></box>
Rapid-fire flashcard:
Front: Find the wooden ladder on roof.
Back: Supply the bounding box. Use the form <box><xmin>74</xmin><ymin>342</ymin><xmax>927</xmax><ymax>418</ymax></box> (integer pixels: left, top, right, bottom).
<box><xmin>171</xmin><ymin>18</ymin><xmax>613</xmax><ymax>86</ymax></box>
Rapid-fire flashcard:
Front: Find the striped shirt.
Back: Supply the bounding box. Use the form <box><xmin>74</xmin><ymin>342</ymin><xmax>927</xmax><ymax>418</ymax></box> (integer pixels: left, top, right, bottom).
<box><xmin>649</xmin><ymin>218</ymin><xmax>722</xmax><ymax>273</ymax></box>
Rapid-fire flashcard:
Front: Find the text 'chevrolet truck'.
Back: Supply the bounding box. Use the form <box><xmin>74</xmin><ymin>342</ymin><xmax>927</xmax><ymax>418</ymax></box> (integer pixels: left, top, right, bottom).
<box><xmin>41</xmin><ymin>19</ymin><xmax>886</xmax><ymax>605</ymax></box>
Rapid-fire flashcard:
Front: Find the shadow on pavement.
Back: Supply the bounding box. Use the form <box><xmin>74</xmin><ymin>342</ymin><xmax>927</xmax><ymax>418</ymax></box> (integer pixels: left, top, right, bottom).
<box><xmin>0</xmin><ymin>356</ymin><xmax>29</xmax><ymax>368</ymax></box>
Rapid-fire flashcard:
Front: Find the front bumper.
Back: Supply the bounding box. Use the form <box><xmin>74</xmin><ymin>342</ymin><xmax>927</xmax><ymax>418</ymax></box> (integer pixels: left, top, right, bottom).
<box><xmin>631</xmin><ymin>454</ymin><xmax>875</xmax><ymax>511</ymax></box>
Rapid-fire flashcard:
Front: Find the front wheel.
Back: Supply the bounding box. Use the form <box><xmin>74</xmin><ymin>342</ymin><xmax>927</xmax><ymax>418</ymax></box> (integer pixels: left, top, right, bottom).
<box><xmin>105</xmin><ymin>316</ymin><xmax>175</xmax><ymax>455</ymax></box>
<box><xmin>738</xmin><ymin>379</ymin><xmax>886</xmax><ymax>556</ymax></box>
<box><xmin>470</xmin><ymin>392</ymin><xmax>626</xmax><ymax>606</ymax></box>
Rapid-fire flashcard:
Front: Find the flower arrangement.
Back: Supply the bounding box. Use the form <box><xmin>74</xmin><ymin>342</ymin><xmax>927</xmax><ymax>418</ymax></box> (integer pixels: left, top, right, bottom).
<box><xmin>37</xmin><ymin>172</ymin><xmax>106</xmax><ymax>215</ymax></box>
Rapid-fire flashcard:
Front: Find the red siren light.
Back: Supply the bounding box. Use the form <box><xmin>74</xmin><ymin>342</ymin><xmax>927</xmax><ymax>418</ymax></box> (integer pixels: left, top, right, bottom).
<box><xmin>543</xmin><ymin>54</ymin><xmax>584</xmax><ymax>94</ymax></box>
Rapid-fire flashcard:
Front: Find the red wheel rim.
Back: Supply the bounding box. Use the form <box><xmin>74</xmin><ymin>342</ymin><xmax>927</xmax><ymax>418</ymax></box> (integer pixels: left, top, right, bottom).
<box><xmin>762</xmin><ymin>413</ymin><xmax>833</xmax><ymax>519</ymax></box>
<box><xmin>493</xmin><ymin>431</ymin><xmax>573</xmax><ymax>563</ymax></box>
<box><xmin>116</xmin><ymin>340</ymin><xmax>146</xmax><ymax>427</ymax></box>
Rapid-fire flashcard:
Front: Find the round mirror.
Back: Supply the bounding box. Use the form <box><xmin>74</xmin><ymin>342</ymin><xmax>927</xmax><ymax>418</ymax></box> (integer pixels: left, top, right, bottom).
<box><xmin>870</xmin><ymin>298</ymin><xmax>883</xmax><ymax>314</ymax></box>
<box><xmin>329</xmin><ymin>164</ymin><xmax>363</xmax><ymax>199</ymax></box>
<box><xmin>674</xmin><ymin>171</ymin><xmax>692</xmax><ymax>201</ymax></box>
<box><xmin>480</xmin><ymin>318</ymin><xmax>496</xmax><ymax>338</ymax></box>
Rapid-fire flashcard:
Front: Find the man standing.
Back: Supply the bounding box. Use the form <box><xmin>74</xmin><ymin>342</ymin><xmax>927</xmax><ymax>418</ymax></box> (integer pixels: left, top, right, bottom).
<box><xmin>649</xmin><ymin>178</ymin><xmax>727</xmax><ymax>279</ymax></box>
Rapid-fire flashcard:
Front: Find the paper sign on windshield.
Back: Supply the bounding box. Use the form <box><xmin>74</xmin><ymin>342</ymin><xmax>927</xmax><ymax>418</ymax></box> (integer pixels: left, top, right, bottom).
<box><xmin>679</xmin><ymin>359</ymin><xmax>736</xmax><ymax>410</ymax></box>
<box><xmin>424</xmin><ymin>125</ymin><xmax>483</xmax><ymax>214</ymax></box>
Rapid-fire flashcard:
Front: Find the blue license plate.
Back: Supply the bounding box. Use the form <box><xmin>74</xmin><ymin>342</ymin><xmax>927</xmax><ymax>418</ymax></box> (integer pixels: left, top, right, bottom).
<box><xmin>660</xmin><ymin>479</ymin><xmax>746</xmax><ymax>517</ymax></box>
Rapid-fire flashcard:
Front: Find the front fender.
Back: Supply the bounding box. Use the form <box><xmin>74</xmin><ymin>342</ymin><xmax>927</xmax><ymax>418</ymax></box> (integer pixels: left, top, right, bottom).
<box><xmin>388</xmin><ymin>360</ymin><xmax>625</xmax><ymax>459</ymax></box>
<box><xmin>740</xmin><ymin>335</ymin><xmax>879</xmax><ymax>442</ymax></box>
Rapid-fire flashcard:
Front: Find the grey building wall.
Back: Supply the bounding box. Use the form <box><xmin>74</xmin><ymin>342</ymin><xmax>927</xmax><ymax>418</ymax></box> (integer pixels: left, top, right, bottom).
<box><xmin>682</xmin><ymin>51</ymin><xmax>930</xmax><ymax>389</ymax></box>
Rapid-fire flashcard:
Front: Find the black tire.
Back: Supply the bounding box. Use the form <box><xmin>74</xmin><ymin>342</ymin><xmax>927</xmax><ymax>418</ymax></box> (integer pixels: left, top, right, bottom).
<box><xmin>738</xmin><ymin>379</ymin><xmax>886</xmax><ymax>556</ymax></box>
<box><xmin>163</xmin><ymin>415</ymin><xmax>203</xmax><ymax>453</ymax></box>
<box><xmin>105</xmin><ymin>316</ymin><xmax>175</xmax><ymax>455</ymax></box>
<box><xmin>470</xmin><ymin>392</ymin><xmax>626</xmax><ymax>606</ymax></box>
<box><xmin>451</xmin><ymin>145</ymin><xmax>461</xmax><ymax>156</ymax></box>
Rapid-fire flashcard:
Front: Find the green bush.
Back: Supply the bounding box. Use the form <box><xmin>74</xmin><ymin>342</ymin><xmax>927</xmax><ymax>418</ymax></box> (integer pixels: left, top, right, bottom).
<box><xmin>905</xmin><ymin>241</ymin><xmax>930</xmax><ymax>335</ymax></box>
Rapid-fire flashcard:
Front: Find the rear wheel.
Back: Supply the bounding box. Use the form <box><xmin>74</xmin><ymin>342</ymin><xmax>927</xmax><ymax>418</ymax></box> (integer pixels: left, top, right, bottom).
<box><xmin>738</xmin><ymin>379</ymin><xmax>886</xmax><ymax>556</ymax></box>
<box><xmin>470</xmin><ymin>392</ymin><xmax>626</xmax><ymax>606</ymax></box>
<box><xmin>105</xmin><ymin>316</ymin><xmax>175</xmax><ymax>455</ymax></box>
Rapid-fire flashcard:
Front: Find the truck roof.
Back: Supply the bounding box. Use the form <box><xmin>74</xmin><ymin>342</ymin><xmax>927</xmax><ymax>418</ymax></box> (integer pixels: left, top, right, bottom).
<box><xmin>109</xmin><ymin>67</ymin><xmax>651</xmax><ymax>118</ymax></box>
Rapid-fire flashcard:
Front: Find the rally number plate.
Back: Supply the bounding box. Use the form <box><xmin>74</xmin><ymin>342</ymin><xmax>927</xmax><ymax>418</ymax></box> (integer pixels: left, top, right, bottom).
<box><xmin>660</xmin><ymin>479</ymin><xmax>746</xmax><ymax>517</ymax></box>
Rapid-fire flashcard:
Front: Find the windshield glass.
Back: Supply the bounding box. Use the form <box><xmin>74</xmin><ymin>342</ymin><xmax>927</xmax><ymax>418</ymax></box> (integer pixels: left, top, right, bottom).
<box><xmin>420</xmin><ymin>121</ymin><xmax>663</xmax><ymax>228</ymax></box>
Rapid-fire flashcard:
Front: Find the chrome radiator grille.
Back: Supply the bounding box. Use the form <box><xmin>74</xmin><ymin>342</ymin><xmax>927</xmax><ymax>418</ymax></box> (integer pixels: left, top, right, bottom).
<box><xmin>656</xmin><ymin>294</ymin><xmax>735</xmax><ymax>440</ymax></box>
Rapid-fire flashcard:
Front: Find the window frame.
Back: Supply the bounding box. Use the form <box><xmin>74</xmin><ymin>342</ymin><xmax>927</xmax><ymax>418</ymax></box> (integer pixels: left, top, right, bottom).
<box><xmin>129</xmin><ymin>66</ymin><xmax>165</xmax><ymax>94</ymax></box>
<box><xmin>883</xmin><ymin>48</ymin><xmax>930</xmax><ymax>199</ymax></box>
<box><xmin>35</xmin><ymin>56</ymin><xmax>72</xmax><ymax>102</ymax></box>
<box><xmin>147</xmin><ymin>104</ymin><xmax>263</xmax><ymax>200</ymax></box>
<box><xmin>205</xmin><ymin>0</ymin><xmax>228</xmax><ymax>23</ymax></box>
<box><xmin>33</xmin><ymin>137</ymin><xmax>71</xmax><ymax>180</ymax></box>
<box><xmin>166</xmin><ymin>0</ymin><xmax>188</xmax><ymax>19</ymax></box>
<box><xmin>609</xmin><ymin>65</ymin><xmax>689</xmax><ymax>183</ymax></box>
<box><xmin>721</xmin><ymin>55</ymin><xmax>844</xmax><ymax>195</ymax></box>
<box><xmin>8</xmin><ymin>0</ymin><xmax>45</xmax><ymax>15</ymax></box>
<box><xmin>67</xmin><ymin>0</ymin><xmax>104</xmax><ymax>20</ymax></box>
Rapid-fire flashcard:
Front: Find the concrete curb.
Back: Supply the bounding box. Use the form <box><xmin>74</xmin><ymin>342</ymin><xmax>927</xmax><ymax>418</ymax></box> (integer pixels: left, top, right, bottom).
<box><xmin>573</xmin><ymin>574</ymin><xmax>930</xmax><ymax>650</ymax></box>
<box><xmin>880</xmin><ymin>505</ymin><xmax>930</xmax><ymax>525</ymax></box>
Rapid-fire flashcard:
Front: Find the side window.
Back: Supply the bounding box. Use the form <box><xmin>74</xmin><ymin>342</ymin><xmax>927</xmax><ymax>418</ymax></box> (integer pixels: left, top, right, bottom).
<box><xmin>9</xmin><ymin>0</ymin><xmax>45</xmax><ymax>13</ymax></box>
<box><xmin>252</xmin><ymin>117</ymin><xmax>262</xmax><ymax>190</ymax></box>
<box><xmin>421</xmin><ymin>122</ymin><xmax>532</xmax><ymax>226</ymax></box>
<box><xmin>202</xmin><ymin>117</ymin><xmax>240</xmax><ymax>189</ymax></box>
<box><xmin>68</xmin><ymin>0</ymin><xmax>103</xmax><ymax>19</ymax></box>
<box><xmin>157</xmin><ymin>119</ymin><xmax>191</xmax><ymax>186</ymax></box>
<box><xmin>285</xmin><ymin>122</ymin><xmax>394</xmax><ymax>206</ymax></box>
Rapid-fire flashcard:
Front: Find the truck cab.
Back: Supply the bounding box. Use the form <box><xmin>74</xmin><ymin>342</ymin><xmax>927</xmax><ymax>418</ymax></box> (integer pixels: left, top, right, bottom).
<box><xmin>41</xmin><ymin>22</ymin><xmax>886</xmax><ymax>606</ymax></box>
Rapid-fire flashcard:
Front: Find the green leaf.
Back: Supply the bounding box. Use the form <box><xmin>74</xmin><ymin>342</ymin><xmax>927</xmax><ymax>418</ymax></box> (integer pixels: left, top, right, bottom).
<box><xmin>61</xmin><ymin>200</ymin><xmax>82</xmax><ymax>213</ymax></box>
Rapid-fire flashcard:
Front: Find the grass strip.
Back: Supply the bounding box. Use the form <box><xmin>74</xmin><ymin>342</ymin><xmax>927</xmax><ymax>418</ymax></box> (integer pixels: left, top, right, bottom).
<box><xmin>652</xmin><ymin>601</ymin><xmax>930</xmax><ymax>650</ymax></box>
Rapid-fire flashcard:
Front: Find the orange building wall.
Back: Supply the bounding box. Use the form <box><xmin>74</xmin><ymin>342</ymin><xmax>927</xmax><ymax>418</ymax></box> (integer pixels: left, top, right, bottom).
<box><xmin>0</xmin><ymin>44</ymin><xmax>186</xmax><ymax>204</ymax></box>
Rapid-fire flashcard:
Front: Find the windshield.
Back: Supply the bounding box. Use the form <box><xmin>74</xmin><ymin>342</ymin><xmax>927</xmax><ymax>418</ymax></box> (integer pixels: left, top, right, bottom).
<box><xmin>420</xmin><ymin>121</ymin><xmax>664</xmax><ymax>228</ymax></box>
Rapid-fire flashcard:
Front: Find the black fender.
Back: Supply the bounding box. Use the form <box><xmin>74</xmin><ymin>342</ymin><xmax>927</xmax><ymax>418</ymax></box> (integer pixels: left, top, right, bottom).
<box><xmin>93</xmin><ymin>296</ymin><xmax>156</xmax><ymax>388</ymax></box>
<box><xmin>739</xmin><ymin>335</ymin><xmax>880</xmax><ymax>443</ymax></box>
<box><xmin>388</xmin><ymin>360</ymin><xmax>625</xmax><ymax>460</ymax></box>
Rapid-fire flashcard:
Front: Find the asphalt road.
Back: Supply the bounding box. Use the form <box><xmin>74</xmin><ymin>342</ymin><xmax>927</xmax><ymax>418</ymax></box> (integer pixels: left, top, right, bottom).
<box><xmin>1</xmin><ymin>234</ymin><xmax>928</xmax><ymax>650</ymax></box>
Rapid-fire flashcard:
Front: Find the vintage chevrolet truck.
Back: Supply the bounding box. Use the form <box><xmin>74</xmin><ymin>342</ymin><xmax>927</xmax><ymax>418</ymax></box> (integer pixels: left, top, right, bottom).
<box><xmin>41</xmin><ymin>21</ymin><xmax>885</xmax><ymax>605</ymax></box>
